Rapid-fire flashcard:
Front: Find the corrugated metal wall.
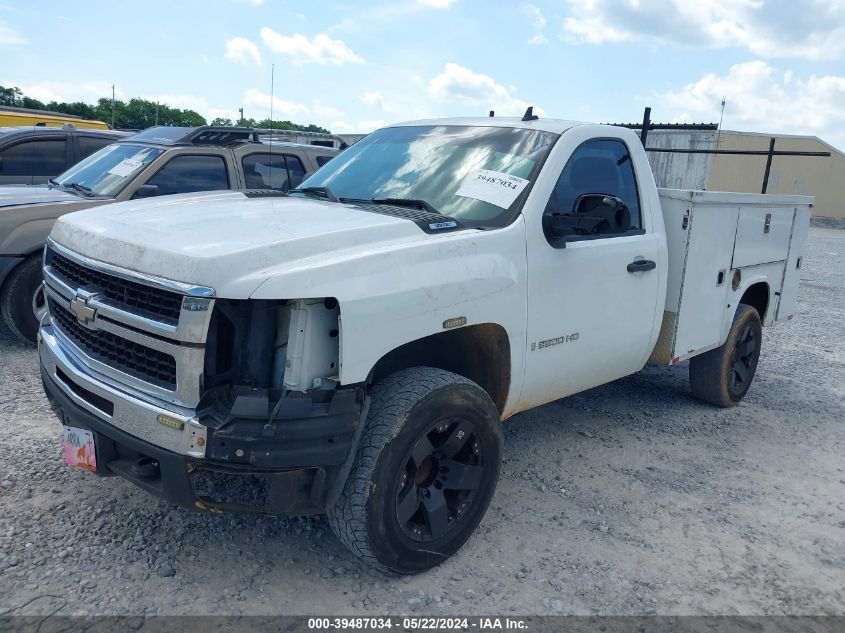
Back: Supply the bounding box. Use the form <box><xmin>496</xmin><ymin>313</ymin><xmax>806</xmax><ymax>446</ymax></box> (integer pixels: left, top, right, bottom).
<box><xmin>706</xmin><ymin>132</ymin><xmax>845</xmax><ymax>219</ymax></box>
<box><xmin>643</xmin><ymin>130</ymin><xmax>715</xmax><ymax>190</ymax></box>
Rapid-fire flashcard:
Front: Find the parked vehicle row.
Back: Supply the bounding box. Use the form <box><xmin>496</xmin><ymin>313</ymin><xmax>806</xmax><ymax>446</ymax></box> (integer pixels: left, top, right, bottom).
<box><xmin>0</xmin><ymin>106</ymin><xmax>112</xmax><ymax>130</ymax></box>
<box><xmin>0</xmin><ymin>125</ymin><xmax>130</xmax><ymax>185</ymax></box>
<box><xmin>33</xmin><ymin>115</ymin><xmax>812</xmax><ymax>573</ymax></box>
<box><xmin>0</xmin><ymin>125</ymin><xmax>338</xmax><ymax>342</ymax></box>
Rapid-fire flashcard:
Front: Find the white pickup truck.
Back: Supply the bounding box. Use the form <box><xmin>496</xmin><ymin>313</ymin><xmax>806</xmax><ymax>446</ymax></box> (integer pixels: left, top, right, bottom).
<box><xmin>37</xmin><ymin>117</ymin><xmax>811</xmax><ymax>573</ymax></box>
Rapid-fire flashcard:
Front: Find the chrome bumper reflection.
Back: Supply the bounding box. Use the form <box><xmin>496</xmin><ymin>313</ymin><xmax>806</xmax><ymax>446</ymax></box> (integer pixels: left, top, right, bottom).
<box><xmin>39</xmin><ymin>322</ymin><xmax>207</xmax><ymax>458</ymax></box>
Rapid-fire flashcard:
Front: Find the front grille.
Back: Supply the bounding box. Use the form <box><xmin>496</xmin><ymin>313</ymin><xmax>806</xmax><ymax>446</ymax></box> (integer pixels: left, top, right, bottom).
<box><xmin>49</xmin><ymin>298</ymin><xmax>177</xmax><ymax>390</ymax></box>
<box><xmin>48</xmin><ymin>250</ymin><xmax>183</xmax><ymax>324</ymax></box>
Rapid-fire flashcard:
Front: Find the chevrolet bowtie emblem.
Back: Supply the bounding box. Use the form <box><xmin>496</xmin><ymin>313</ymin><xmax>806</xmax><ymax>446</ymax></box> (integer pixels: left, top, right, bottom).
<box><xmin>69</xmin><ymin>294</ymin><xmax>97</xmax><ymax>325</ymax></box>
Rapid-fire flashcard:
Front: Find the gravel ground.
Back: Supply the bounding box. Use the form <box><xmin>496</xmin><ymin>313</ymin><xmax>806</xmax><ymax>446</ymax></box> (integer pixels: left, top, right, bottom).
<box><xmin>1</xmin><ymin>227</ymin><xmax>843</xmax><ymax>618</ymax></box>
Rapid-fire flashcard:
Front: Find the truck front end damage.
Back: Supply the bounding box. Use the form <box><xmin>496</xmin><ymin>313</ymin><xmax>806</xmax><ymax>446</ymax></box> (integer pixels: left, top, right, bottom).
<box><xmin>39</xmin><ymin>239</ymin><xmax>363</xmax><ymax>515</ymax></box>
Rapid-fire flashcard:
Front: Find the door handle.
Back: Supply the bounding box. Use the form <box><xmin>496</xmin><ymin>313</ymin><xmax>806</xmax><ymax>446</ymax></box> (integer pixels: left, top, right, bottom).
<box><xmin>627</xmin><ymin>259</ymin><xmax>656</xmax><ymax>273</ymax></box>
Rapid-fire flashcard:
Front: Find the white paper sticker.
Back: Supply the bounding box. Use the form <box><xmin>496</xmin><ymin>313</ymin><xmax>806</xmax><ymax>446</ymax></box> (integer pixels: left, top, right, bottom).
<box><xmin>107</xmin><ymin>158</ymin><xmax>143</xmax><ymax>177</ymax></box>
<box><xmin>455</xmin><ymin>169</ymin><xmax>530</xmax><ymax>209</ymax></box>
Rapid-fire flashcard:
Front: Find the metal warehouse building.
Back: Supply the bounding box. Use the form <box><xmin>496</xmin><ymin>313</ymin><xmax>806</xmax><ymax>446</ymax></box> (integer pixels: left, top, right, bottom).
<box><xmin>644</xmin><ymin>128</ymin><xmax>845</xmax><ymax>220</ymax></box>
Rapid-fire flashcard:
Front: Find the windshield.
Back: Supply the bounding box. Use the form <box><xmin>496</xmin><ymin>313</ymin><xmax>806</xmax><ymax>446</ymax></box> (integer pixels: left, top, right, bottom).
<box><xmin>54</xmin><ymin>143</ymin><xmax>162</xmax><ymax>197</ymax></box>
<box><xmin>298</xmin><ymin>125</ymin><xmax>558</xmax><ymax>228</ymax></box>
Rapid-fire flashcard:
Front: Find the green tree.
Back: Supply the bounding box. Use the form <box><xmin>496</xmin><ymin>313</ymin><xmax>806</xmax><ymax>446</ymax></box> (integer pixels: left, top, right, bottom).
<box><xmin>0</xmin><ymin>85</ymin><xmax>23</xmax><ymax>106</ymax></box>
<box><xmin>254</xmin><ymin>118</ymin><xmax>330</xmax><ymax>133</ymax></box>
<box><xmin>1</xmin><ymin>85</ymin><xmax>332</xmax><ymax>133</ymax></box>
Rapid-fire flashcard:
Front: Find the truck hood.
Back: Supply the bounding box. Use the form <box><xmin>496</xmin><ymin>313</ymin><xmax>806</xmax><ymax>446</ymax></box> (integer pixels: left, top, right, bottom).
<box><xmin>0</xmin><ymin>185</ymin><xmax>106</xmax><ymax>209</ymax></box>
<box><xmin>50</xmin><ymin>191</ymin><xmax>445</xmax><ymax>297</ymax></box>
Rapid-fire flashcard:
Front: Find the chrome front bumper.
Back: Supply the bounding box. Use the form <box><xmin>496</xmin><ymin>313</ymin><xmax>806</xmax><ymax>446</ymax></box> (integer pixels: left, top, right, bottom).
<box><xmin>39</xmin><ymin>322</ymin><xmax>207</xmax><ymax>457</ymax></box>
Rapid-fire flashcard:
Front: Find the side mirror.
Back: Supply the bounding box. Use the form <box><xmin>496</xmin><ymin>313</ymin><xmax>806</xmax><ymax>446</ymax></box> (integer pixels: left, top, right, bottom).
<box><xmin>132</xmin><ymin>184</ymin><xmax>160</xmax><ymax>200</ymax></box>
<box><xmin>573</xmin><ymin>194</ymin><xmax>631</xmax><ymax>233</ymax></box>
<box><xmin>542</xmin><ymin>194</ymin><xmax>632</xmax><ymax>248</ymax></box>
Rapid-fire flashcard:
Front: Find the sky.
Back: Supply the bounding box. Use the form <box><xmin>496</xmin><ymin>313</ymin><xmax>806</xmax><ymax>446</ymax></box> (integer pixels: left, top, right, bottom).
<box><xmin>2</xmin><ymin>0</ymin><xmax>844</xmax><ymax>149</ymax></box>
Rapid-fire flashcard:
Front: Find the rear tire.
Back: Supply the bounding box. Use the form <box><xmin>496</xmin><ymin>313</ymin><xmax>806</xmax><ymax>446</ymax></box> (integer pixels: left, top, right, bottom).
<box><xmin>1</xmin><ymin>255</ymin><xmax>44</xmax><ymax>345</ymax></box>
<box><xmin>689</xmin><ymin>303</ymin><xmax>762</xmax><ymax>407</ymax></box>
<box><xmin>327</xmin><ymin>367</ymin><xmax>502</xmax><ymax>574</ymax></box>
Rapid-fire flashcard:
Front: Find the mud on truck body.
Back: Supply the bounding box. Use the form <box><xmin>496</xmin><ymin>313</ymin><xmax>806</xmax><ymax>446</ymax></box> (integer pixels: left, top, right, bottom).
<box><xmin>38</xmin><ymin>117</ymin><xmax>811</xmax><ymax>573</ymax></box>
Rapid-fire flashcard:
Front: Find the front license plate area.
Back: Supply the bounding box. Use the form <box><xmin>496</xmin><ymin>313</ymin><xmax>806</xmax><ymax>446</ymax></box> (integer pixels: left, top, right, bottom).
<box><xmin>63</xmin><ymin>426</ymin><xmax>97</xmax><ymax>472</ymax></box>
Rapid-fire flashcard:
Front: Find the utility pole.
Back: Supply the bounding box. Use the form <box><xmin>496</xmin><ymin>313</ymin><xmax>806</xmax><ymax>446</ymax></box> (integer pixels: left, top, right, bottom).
<box><xmin>110</xmin><ymin>84</ymin><xmax>116</xmax><ymax>129</ymax></box>
<box><xmin>155</xmin><ymin>101</ymin><xmax>159</xmax><ymax>126</ymax></box>
<box><xmin>239</xmin><ymin>107</ymin><xmax>244</xmax><ymax>125</ymax></box>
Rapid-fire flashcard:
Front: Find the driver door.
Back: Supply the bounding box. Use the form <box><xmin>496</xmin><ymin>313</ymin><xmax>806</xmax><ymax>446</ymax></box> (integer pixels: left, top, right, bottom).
<box><xmin>518</xmin><ymin>135</ymin><xmax>662</xmax><ymax>410</ymax></box>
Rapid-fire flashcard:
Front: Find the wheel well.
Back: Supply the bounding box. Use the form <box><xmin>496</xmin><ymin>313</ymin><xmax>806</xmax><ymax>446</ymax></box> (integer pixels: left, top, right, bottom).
<box><xmin>739</xmin><ymin>282</ymin><xmax>769</xmax><ymax>320</ymax></box>
<box><xmin>369</xmin><ymin>323</ymin><xmax>511</xmax><ymax>414</ymax></box>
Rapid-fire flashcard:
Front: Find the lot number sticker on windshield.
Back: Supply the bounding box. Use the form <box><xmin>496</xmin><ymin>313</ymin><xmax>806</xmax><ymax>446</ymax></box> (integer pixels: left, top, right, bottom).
<box><xmin>108</xmin><ymin>158</ymin><xmax>143</xmax><ymax>177</ymax></box>
<box><xmin>455</xmin><ymin>169</ymin><xmax>529</xmax><ymax>209</ymax></box>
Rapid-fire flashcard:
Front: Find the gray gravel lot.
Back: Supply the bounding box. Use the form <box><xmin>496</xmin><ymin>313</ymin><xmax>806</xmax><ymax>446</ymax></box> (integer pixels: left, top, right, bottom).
<box><xmin>1</xmin><ymin>227</ymin><xmax>843</xmax><ymax>617</ymax></box>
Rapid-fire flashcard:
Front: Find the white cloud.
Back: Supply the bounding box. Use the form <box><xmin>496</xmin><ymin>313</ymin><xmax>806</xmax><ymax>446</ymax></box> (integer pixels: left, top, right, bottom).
<box><xmin>418</xmin><ymin>0</ymin><xmax>458</xmax><ymax>7</ymax></box>
<box><xmin>563</xmin><ymin>0</ymin><xmax>845</xmax><ymax>61</ymax></box>
<box><xmin>428</xmin><ymin>62</ymin><xmax>543</xmax><ymax>117</ymax></box>
<box><xmin>234</xmin><ymin>0</ymin><xmax>264</xmax><ymax>5</ymax></box>
<box><xmin>0</xmin><ymin>21</ymin><xmax>26</xmax><ymax>45</ymax></box>
<box><xmin>142</xmin><ymin>94</ymin><xmax>211</xmax><ymax>113</ymax></box>
<box><xmin>330</xmin><ymin>119</ymin><xmax>388</xmax><ymax>133</ymax></box>
<box><xmin>358</xmin><ymin>119</ymin><xmax>389</xmax><ymax>131</ymax></box>
<box><xmin>6</xmin><ymin>80</ymin><xmax>123</xmax><ymax>104</ymax></box>
<box><xmin>314</xmin><ymin>102</ymin><xmax>344</xmax><ymax>118</ymax></box>
<box><xmin>522</xmin><ymin>4</ymin><xmax>548</xmax><ymax>45</ymax></box>
<box><xmin>225</xmin><ymin>36</ymin><xmax>262</xmax><ymax>65</ymax></box>
<box><xmin>260</xmin><ymin>28</ymin><xmax>363</xmax><ymax>66</ymax></box>
<box><xmin>359</xmin><ymin>90</ymin><xmax>389</xmax><ymax>111</ymax></box>
<box><xmin>208</xmin><ymin>108</ymin><xmax>240</xmax><ymax>122</ymax></box>
<box><xmin>242</xmin><ymin>87</ymin><xmax>310</xmax><ymax>118</ymax></box>
<box><xmin>658</xmin><ymin>61</ymin><xmax>845</xmax><ymax>150</ymax></box>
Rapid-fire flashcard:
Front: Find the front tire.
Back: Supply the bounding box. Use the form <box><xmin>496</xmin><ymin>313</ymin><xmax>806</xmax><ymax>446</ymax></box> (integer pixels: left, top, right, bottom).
<box><xmin>327</xmin><ymin>367</ymin><xmax>502</xmax><ymax>574</ymax></box>
<box><xmin>1</xmin><ymin>255</ymin><xmax>44</xmax><ymax>344</ymax></box>
<box><xmin>689</xmin><ymin>303</ymin><xmax>763</xmax><ymax>407</ymax></box>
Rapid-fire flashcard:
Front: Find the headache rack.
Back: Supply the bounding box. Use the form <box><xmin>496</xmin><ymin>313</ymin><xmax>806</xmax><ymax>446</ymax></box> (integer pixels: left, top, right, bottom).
<box><xmin>127</xmin><ymin>125</ymin><xmax>260</xmax><ymax>146</ymax></box>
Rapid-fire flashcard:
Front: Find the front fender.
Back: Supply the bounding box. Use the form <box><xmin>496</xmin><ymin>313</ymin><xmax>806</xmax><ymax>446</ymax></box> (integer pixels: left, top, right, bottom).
<box><xmin>249</xmin><ymin>220</ymin><xmax>529</xmax><ymax>391</ymax></box>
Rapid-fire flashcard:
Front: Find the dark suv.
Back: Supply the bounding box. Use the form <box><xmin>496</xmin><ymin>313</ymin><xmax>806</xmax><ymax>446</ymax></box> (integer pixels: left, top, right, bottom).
<box><xmin>0</xmin><ymin>126</ymin><xmax>130</xmax><ymax>186</ymax></box>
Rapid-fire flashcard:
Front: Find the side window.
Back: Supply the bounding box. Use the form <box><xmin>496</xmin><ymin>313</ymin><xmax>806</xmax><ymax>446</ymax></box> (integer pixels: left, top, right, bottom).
<box><xmin>241</xmin><ymin>153</ymin><xmax>289</xmax><ymax>190</ymax></box>
<box><xmin>78</xmin><ymin>136</ymin><xmax>114</xmax><ymax>160</ymax></box>
<box><xmin>144</xmin><ymin>155</ymin><xmax>229</xmax><ymax>196</ymax></box>
<box><xmin>0</xmin><ymin>139</ymin><xmax>66</xmax><ymax>176</ymax></box>
<box><xmin>315</xmin><ymin>155</ymin><xmax>333</xmax><ymax>167</ymax></box>
<box><xmin>285</xmin><ymin>154</ymin><xmax>307</xmax><ymax>188</ymax></box>
<box><xmin>546</xmin><ymin>139</ymin><xmax>642</xmax><ymax>237</ymax></box>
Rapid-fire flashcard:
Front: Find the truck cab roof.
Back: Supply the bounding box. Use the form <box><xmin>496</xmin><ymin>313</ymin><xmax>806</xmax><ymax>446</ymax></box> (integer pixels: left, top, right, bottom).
<box><xmin>389</xmin><ymin>116</ymin><xmax>587</xmax><ymax>135</ymax></box>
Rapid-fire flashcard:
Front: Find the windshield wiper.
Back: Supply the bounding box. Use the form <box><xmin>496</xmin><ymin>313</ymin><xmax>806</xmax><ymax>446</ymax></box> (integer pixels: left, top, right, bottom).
<box><xmin>371</xmin><ymin>197</ymin><xmax>442</xmax><ymax>215</ymax></box>
<box><xmin>47</xmin><ymin>177</ymin><xmax>59</xmax><ymax>186</ymax></box>
<box><xmin>289</xmin><ymin>186</ymin><xmax>339</xmax><ymax>203</ymax></box>
<box><xmin>62</xmin><ymin>182</ymin><xmax>94</xmax><ymax>197</ymax></box>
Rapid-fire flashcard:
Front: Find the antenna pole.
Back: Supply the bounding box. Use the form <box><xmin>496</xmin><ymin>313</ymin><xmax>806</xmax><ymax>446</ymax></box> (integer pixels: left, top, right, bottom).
<box><xmin>716</xmin><ymin>96</ymin><xmax>726</xmax><ymax>148</ymax></box>
<box><xmin>269</xmin><ymin>63</ymin><xmax>275</xmax><ymax>182</ymax></box>
<box><xmin>270</xmin><ymin>63</ymin><xmax>275</xmax><ymax>130</ymax></box>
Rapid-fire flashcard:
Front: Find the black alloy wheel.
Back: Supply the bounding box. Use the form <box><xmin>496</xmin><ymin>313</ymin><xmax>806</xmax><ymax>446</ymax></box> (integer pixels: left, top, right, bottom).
<box><xmin>729</xmin><ymin>323</ymin><xmax>757</xmax><ymax>396</ymax></box>
<box><xmin>327</xmin><ymin>367</ymin><xmax>503</xmax><ymax>574</ymax></box>
<box><xmin>395</xmin><ymin>417</ymin><xmax>484</xmax><ymax>542</ymax></box>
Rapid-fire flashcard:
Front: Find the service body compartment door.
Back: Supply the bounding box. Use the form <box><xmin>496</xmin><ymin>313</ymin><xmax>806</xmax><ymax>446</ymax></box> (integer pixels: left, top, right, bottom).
<box><xmin>672</xmin><ymin>204</ymin><xmax>738</xmax><ymax>359</ymax></box>
<box><xmin>733</xmin><ymin>206</ymin><xmax>793</xmax><ymax>267</ymax></box>
<box><xmin>776</xmin><ymin>205</ymin><xmax>811</xmax><ymax>321</ymax></box>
